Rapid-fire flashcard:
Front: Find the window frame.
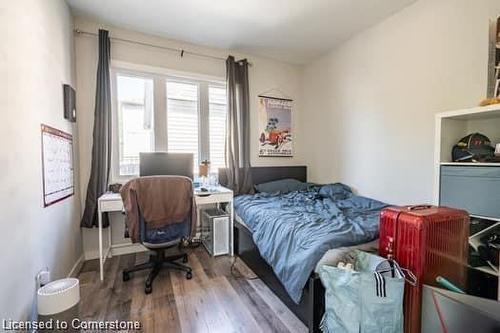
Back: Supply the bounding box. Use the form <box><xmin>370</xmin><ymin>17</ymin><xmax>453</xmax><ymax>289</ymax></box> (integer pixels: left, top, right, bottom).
<box><xmin>110</xmin><ymin>62</ymin><xmax>226</xmax><ymax>182</ymax></box>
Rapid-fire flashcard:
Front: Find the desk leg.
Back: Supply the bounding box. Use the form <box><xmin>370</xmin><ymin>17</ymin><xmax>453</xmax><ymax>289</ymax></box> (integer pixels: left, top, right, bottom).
<box><xmin>107</xmin><ymin>219</ymin><xmax>112</xmax><ymax>258</ymax></box>
<box><xmin>196</xmin><ymin>205</ymin><xmax>201</xmax><ymax>238</ymax></box>
<box><xmin>98</xmin><ymin>206</ymin><xmax>104</xmax><ymax>281</ymax></box>
<box><xmin>230</xmin><ymin>200</ymin><xmax>234</xmax><ymax>256</ymax></box>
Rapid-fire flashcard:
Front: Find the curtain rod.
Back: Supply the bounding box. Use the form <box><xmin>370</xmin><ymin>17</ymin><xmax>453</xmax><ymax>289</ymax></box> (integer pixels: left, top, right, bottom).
<box><xmin>74</xmin><ymin>29</ymin><xmax>252</xmax><ymax>66</ymax></box>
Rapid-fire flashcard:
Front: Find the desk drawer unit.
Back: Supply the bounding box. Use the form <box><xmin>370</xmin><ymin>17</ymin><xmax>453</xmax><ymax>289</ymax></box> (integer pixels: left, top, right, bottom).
<box><xmin>196</xmin><ymin>193</ymin><xmax>232</xmax><ymax>205</ymax></box>
<box><xmin>100</xmin><ymin>200</ymin><xmax>124</xmax><ymax>212</ymax></box>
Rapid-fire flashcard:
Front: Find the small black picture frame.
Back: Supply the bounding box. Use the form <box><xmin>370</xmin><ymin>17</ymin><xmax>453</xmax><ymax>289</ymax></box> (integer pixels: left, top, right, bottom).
<box><xmin>63</xmin><ymin>84</ymin><xmax>76</xmax><ymax>122</ymax></box>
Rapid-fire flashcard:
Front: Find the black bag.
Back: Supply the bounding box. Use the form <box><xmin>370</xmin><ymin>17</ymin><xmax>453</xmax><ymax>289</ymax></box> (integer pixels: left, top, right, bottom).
<box><xmin>452</xmin><ymin>133</ymin><xmax>495</xmax><ymax>162</ymax></box>
<box><xmin>479</xmin><ymin>233</ymin><xmax>500</xmax><ymax>266</ymax></box>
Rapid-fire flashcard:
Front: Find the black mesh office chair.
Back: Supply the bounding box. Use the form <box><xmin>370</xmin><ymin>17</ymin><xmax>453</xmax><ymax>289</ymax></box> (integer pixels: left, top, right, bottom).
<box><xmin>122</xmin><ymin>197</ymin><xmax>193</xmax><ymax>294</ymax></box>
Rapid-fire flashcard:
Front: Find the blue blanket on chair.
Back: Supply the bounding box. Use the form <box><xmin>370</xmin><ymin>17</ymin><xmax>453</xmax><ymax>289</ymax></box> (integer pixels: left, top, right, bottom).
<box><xmin>234</xmin><ymin>183</ymin><xmax>388</xmax><ymax>303</ymax></box>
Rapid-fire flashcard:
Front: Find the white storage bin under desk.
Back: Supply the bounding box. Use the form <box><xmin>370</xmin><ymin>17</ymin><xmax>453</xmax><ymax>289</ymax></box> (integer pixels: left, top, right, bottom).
<box><xmin>201</xmin><ymin>208</ymin><xmax>230</xmax><ymax>256</ymax></box>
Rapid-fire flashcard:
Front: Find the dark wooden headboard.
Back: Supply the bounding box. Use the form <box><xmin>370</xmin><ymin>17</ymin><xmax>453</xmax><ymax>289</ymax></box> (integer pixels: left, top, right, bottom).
<box><xmin>218</xmin><ymin>166</ymin><xmax>307</xmax><ymax>189</ymax></box>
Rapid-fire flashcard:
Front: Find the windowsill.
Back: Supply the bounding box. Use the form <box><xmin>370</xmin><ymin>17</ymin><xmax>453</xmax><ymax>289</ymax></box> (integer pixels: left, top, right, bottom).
<box><xmin>110</xmin><ymin>171</ymin><xmax>223</xmax><ymax>187</ymax></box>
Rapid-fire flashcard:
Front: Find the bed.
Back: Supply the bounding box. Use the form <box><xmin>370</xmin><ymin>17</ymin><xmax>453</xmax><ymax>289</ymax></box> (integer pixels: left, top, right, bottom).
<box><xmin>219</xmin><ymin>166</ymin><xmax>387</xmax><ymax>332</ymax></box>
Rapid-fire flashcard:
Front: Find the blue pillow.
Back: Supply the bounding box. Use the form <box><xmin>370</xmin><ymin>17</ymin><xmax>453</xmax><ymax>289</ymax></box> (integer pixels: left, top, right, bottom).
<box><xmin>254</xmin><ymin>178</ymin><xmax>309</xmax><ymax>193</ymax></box>
<box><xmin>318</xmin><ymin>183</ymin><xmax>353</xmax><ymax>201</ymax></box>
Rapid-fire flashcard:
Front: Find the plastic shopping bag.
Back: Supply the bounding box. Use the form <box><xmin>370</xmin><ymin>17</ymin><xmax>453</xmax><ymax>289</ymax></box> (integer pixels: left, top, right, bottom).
<box><xmin>318</xmin><ymin>250</ymin><xmax>407</xmax><ymax>333</ymax></box>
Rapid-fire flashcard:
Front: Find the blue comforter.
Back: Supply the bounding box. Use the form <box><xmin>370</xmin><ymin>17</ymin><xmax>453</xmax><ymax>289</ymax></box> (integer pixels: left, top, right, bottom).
<box><xmin>234</xmin><ymin>183</ymin><xmax>388</xmax><ymax>303</ymax></box>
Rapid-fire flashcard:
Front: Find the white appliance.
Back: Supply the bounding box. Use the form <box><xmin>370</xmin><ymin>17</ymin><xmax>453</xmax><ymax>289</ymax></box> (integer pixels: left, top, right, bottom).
<box><xmin>38</xmin><ymin>278</ymin><xmax>80</xmax><ymax>332</ymax></box>
<box><xmin>201</xmin><ymin>208</ymin><xmax>230</xmax><ymax>256</ymax></box>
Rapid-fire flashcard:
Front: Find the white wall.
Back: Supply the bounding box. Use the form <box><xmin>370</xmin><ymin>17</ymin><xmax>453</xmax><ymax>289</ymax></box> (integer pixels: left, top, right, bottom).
<box><xmin>74</xmin><ymin>18</ymin><xmax>305</xmax><ymax>258</ymax></box>
<box><xmin>303</xmin><ymin>0</ymin><xmax>500</xmax><ymax>205</ymax></box>
<box><xmin>0</xmin><ymin>0</ymin><xmax>82</xmax><ymax>321</ymax></box>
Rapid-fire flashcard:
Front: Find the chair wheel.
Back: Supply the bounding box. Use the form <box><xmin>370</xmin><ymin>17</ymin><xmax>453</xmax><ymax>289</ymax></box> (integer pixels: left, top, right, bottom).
<box><xmin>122</xmin><ymin>272</ymin><xmax>130</xmax><ymax>282</ymax></box>
<box><xmin>145</xmin><ymin>285</ymin><xmax>152</xmax><ymax>294</ymax></box>
<box><xmin>186</xmin><ymin>271</ymin><xmax>192</xmax><ymax>280</ymax></box>
<box><xmin>182</xmin><ymin>255</ymin><xmax>188</xmax><ymax>263</ymax></box>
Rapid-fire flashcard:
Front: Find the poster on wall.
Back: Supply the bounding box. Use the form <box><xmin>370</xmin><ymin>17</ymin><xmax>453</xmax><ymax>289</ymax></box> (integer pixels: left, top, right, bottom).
<box><xmin>258</xmin><ymin>96</ymin><xmax>293</xmax><ymax>157</ymax></box>
<box><xmin>41</xmin><ymin>124</ymin><xmax>74</xmax><ymax>207</ymax></box>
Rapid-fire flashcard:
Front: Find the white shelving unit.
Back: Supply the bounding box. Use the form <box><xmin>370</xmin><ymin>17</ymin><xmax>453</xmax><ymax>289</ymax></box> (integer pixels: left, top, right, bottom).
<box><xmin>434</xmin><ymin>104</ymin><xmax>500</xmax><ymax>300</ymax></box>
<box><xmin>434</xmin><ymin>104</ymin><xmax>500</xmax><ymax>202</ymax></box>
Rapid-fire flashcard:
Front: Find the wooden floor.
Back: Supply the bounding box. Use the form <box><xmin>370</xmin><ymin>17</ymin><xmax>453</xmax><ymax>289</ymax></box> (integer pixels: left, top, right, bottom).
<box><xmin>78</xmin><ymin>248</ymin><xmax>307</xmax><ymax>333</ymax></box>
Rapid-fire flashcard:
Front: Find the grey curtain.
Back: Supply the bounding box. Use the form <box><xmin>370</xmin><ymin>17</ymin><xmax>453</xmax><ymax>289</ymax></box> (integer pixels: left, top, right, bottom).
<box><xmin>81</xmin><ymin>29</ymin><xmax>112</xmax><ymax>228</ymax></box>
<box><xmin>225</xmin><ymin>56</ymin><xmax>253</xmax><ymax>195</ymax></box>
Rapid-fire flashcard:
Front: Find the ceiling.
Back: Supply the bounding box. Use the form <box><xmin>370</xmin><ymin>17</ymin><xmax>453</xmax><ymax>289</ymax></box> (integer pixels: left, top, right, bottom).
<box><xmin>67</xmin><ymin>0</ymin><xmax>416</xmax><ymax>64</ymax></box>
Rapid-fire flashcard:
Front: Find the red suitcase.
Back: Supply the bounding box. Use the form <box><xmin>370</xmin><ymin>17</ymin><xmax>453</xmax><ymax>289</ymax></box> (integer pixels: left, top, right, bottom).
<box><xmin>379</xmin><ymin>205</ymin><xmax>469</xmax><ymax>333</ymax></box>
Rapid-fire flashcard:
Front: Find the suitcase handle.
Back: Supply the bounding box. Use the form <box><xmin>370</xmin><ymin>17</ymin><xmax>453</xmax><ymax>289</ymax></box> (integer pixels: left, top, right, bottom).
<box><xmin>407</xmin><ymin>205</ymin><xmax>432</xmax><ymax>211</ymax></box>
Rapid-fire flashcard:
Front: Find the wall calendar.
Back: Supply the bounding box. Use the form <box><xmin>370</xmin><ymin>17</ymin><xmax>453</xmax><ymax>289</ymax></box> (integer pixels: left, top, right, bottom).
<box><xmin>41</xmin><ymin>124</ymin><xmax>74</xmax><ymax>207</ymax></box>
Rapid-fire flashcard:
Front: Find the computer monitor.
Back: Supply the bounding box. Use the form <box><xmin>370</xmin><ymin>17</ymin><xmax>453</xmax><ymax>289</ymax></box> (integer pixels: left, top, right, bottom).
<box><xmin>139</xmin><ymin>152</ymin><xmax>194</xmax><ymax>179</ymax></box>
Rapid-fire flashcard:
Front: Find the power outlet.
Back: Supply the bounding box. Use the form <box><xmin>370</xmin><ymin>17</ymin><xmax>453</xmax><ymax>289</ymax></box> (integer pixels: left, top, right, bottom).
<box><xmin>36</xmin><ymin>268</ymin><xmax>50</xmax><ymax>288</ymax></box>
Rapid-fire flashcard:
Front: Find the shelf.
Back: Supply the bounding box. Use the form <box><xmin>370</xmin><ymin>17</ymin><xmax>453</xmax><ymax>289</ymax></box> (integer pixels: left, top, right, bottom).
<box><xmin>436</xmin><ymin>104</ymin><xmax>500</xmax><ymax>120</ymax></box>
<box><xmin>472</xmin><ymin>265</ymin><xmax>499</xmax><ymax>277</ymax></box>
<box><xmin>470</xmin><ymin>214</ymin><xmax>500</xmax><ymax>223</ymax></box>
<box><xmin>440</xmin><ymin>162</ymin><xmax>500</xmax><ymax>167</ymax></box>
<box><xmin>469</xmin><ymin>222</ymin><xmax>500</xmax><ymax>258</ymax></box>
<box><xmin>470</xmin><ymin>216</ymin><xmax>500</xmax><ymax>241</ymax></box>
<box><xmin>469</xmin><ymin>221</ymin><xmax>500</xmax><ymax>239</ymax></box>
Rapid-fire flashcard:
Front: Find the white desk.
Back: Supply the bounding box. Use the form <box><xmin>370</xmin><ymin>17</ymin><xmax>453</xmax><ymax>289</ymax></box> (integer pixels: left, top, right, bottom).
<box><xmin>96</xmin><ymin>186</ymin><xmax>233</xmax><ymax>281</ymax></box>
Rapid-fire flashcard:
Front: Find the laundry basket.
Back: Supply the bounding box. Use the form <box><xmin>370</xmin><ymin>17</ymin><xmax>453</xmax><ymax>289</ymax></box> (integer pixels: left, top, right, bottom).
<box><xmin>38</xmin><ymin>278</ymin><xmax>80</xmax><ymax>332</ymax></box>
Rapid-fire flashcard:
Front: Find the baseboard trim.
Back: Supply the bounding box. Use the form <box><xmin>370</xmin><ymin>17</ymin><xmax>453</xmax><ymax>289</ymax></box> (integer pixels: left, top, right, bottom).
<box><xmin>111</xmin><ymin>243</ymin><xmax>148</xmax><ymax>256</ymax></box>
<box><xmin>83</xmin><ymin>243</ymin><xmax>148</xmax><ymax>260</ymax></box>
<box><xmin>67</xmin><ymin>254</ymin><xmax>85</xmax><ymax>278</ymax></box>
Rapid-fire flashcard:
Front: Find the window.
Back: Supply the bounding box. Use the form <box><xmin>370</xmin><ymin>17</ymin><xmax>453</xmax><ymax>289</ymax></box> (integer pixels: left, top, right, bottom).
<box><xmin>116</xmin><ymin>74</ymin><xmax>154</xmax><ymax>176</ymax></box>
<box><xmin>112</xmin><ymin>68</ymin><xmax>226</xmax><ymax>178</ymax></box>
<box><xmin>167</xmin><ymin>81</ymin><xmax>200</xmax><ymax>165</ymax></box>
<box><xmin>208</xmin><ymin>86</ymin><xmax>227</xmax><ymax>171</ymax></box>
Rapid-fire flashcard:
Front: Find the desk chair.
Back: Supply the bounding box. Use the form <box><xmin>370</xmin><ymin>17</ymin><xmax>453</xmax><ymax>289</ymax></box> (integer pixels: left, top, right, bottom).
<box><xmin>122</xmin><ymin>183</ymin><xmax>193</xmax><ymax>294</ymax></box>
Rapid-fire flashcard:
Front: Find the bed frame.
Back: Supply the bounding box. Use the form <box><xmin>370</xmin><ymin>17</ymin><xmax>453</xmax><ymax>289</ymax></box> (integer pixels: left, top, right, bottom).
<box><xmin>219</xmin><ymin>166</ymin><xmax>324</xmax><ymax>333</ymax></box>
